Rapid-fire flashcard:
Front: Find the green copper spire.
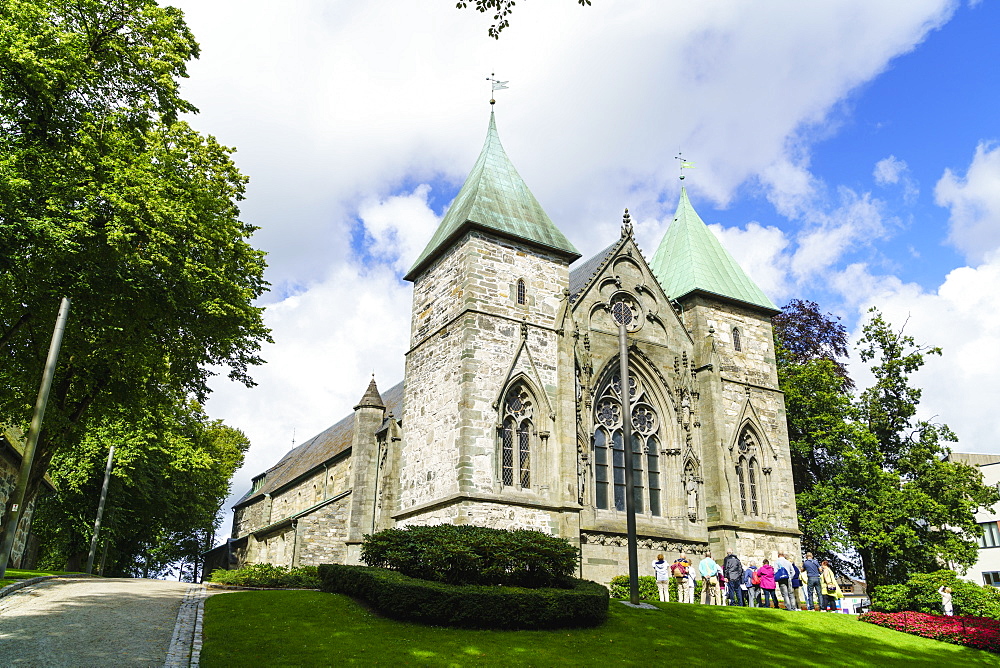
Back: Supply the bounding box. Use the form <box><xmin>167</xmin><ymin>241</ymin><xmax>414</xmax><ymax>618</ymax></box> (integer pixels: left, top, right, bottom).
<box><xmin>650</xmin><ymin>187</ymin><xmax>778</xmax><ymax>313</ymax></box>
<box><xmin>405</xmin><ymin>112</ymin><xmax>579</xmax><ymax>281</ymax></box>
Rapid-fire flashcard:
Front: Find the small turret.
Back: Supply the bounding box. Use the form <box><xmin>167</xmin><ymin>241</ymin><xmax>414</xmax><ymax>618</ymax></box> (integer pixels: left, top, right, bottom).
<box><xmin>354</xmin><ymin>376</ymin><xmax>385</xmax><ymax>411</ymax></box>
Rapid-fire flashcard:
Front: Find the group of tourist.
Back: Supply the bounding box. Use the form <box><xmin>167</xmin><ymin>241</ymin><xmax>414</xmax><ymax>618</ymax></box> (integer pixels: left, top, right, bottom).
<box><xmin>651</xmin><ymin>550</ymin><xmax>846</xmax><ymax>611</ymax></box>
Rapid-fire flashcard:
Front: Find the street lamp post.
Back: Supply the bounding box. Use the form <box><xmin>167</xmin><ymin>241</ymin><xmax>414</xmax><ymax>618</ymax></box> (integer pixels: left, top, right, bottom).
<box><xmin>612</xmin><ymin>298</ymin><xmax>640</xmax><ymax>606</ymax></box>
<box><xmin>86</xmin><ymin>443</ymin><xmax>116</xmax><ymax>574</ymax></box>
<box><xmin>0</xmin><ymin>298</ymin><xmax>71</xmax><ymax>579</ymax></box>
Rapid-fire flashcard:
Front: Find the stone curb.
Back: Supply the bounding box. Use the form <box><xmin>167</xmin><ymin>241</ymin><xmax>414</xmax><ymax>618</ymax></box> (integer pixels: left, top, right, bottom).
<box><xmin>164</xmin><ymin>584</ymin><xmax>207</xmax><ymax>668</ymax></box>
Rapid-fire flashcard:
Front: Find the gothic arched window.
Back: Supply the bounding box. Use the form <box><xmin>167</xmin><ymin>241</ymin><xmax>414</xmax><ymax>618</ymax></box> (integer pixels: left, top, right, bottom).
<box><xmin>737</xmin><ymin>427</ymin><xmax>761</xmax><ymax>516</ymax></box>
<box><xmin>733</xmin><ymin>327</ymin><xmax>742</xmax><ymax>352</ymax></box>
<box><xmin>593</xmin><ymin>372</ymin><xmax>661</xmax><ymax>515</ymax></box>
<box><xmin>516</xmin><ymin>279</ymin><xmax>527</xmax><ymax>305</ymax></box>
<box><xmin>736</xmin><ymin>457</ymin><xmax>747</xmax><ymax>514</ymax></box>
<box><xmin>500</xmin><ymin>384</ymin><xmax>533</xmax><ymax>489</ymax></box>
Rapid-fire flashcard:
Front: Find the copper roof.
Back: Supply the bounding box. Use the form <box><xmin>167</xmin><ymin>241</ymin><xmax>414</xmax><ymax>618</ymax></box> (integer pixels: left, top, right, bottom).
<box><xmin>405</xmin><ymin>112</ymin><xmax>579</xmax><ymax>281</ymax></box>
<box><xmin>650</xmin><ymin>187</ymin><xmax>778</xmax><ymax>313</ymax></box>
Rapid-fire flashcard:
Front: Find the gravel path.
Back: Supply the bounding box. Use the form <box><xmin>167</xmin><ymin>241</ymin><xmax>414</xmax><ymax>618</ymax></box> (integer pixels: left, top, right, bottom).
<box><xmin>0</xmin><ymin>577</ymin><xmax>200</xmax><ymax>667</ymax></box>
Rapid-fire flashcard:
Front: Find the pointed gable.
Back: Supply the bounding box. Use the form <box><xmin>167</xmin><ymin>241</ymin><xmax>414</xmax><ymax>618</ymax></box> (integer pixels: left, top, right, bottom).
<box><xmin>404</xmin><ymin>112</ymin><xmax>580</xmax><ymax>281</ymax></box>
<box><xmin>650</xmin><ymin>188</ymin><xmax>778</xmax><ymax>314</ymax></box>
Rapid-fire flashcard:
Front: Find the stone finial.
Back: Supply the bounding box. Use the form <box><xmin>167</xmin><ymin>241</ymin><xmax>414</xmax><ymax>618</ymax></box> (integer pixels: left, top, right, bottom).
<box><xmin>354</xmin><ymin>375</ymin><xmax>385</xmax><ymax>410</ymax></box>
<box><xmin>621</xmin><ymin>208</ymin><xmax>633</xmax><ymax>237</ymax></box>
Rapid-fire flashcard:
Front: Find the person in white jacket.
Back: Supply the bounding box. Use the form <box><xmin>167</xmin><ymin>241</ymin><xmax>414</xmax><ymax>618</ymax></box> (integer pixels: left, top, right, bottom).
<box><xmin>652</xmin><ymin>554</ymin><xmax>671</xmax><ymax>602</ymax></box>
<box><xmin>939</xmin><ymin>586</ymin><xmax>954</xmax><ymax>616</ymax></box>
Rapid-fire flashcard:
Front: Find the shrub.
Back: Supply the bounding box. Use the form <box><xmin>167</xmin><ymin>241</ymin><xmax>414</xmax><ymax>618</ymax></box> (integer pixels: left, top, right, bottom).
<box><xmin>860</xmin><ymin>610</ymin><xmax>1000</xmax><ymax>654</ymax></box>
<box><xmin>608</xmin><ymin>575</ymin><xmax>703</xmax><ymax>602</ymax></box>
<box><xmin>209</xmin><ymin>563</ymin><xmax>320</xmax><ymax>589</ymax></box>
<box><xmin>870</xmin><ymin>570</ymin><xmax>1000</xmax><ymax>619</ymax></box>
<box><xmin>360</xmin><ymin>524</ymin><xmax>578</xmax><ymax>588</ymax></box>
<box><xmin>318</xmin><ymin>563</ymin><xmax>609</xmax><ymax>629</ymax></box>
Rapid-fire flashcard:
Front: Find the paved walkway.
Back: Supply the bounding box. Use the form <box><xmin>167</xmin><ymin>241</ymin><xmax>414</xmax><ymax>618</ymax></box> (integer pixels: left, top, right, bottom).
<box><xmin>0</xmin><ymin>577</ymin><xmax>207</xmax><ymax>667</ymax></box>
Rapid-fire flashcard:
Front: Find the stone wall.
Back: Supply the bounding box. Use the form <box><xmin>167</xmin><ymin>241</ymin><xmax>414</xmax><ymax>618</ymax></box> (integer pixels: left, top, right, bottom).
<box><xmin>401</xmin><ymin>230</ymin><xmax>572</xmax><ymax>519</ymax></box>
<box><xmin>0</xmin><ymin>453</ymin><xmax>38</xmax><ymax>568</ymax></box>
<box><xmin>232</xmin><ymin>500</ymin><xmax>262</xmax><ymax>538</ymax></box>
<box><xmin>682</xmin><ymin>295</ymin><xmax>801</xmax><ymax>560</ymax></box>
<box><xmin>296</xmin><ymin>495</ymin><xmax>352</xmax><ymax>566</ymax></box>
<box><xmin>257</xmin><ymin>525</ymin><xmax>295</xmax><ymax>566</ymax></box>
<box><xmin>580</xmin><ymin>531</ymin><xmax>710</xmax><ymax>585</ymax></box>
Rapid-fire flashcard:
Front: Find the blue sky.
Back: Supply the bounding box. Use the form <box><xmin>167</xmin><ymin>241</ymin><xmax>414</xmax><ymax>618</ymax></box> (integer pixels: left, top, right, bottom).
<box><xmin>166</xmin><ymin>0</ymin><xmax>1000</xmax><ymax>514</ymax></box>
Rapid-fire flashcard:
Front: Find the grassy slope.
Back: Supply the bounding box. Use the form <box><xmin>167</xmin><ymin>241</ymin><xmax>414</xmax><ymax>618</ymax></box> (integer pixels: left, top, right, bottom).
<box><xmin>201</xmin><ymin>591</ymin><xmax>997</xmax><ymax>667</ymax></box>
<box><xmin>0</xmin><ymin>569</ymin><xmax>80</xmax><ymax>588</ymax></box>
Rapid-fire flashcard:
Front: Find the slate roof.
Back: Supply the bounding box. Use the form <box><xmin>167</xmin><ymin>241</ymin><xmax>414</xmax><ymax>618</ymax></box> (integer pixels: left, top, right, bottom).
<box><xmin>404</xmin><ymin>112</ymin><xmax>580</xmax><ymax>281</ymax></box>
<box><xmin>568</xmin><ymin>240</ymin><xmax>619</xmax><ymax>303</ymax></box>
<box><xmin>234</xmin><ymin>380</ymin><xmax>403</xmax><ymax>509</ymax></box>
<box><xmin>650</xmin><ymin>187</ymin><xmax>778</xmax><ymax>313</ymax></box>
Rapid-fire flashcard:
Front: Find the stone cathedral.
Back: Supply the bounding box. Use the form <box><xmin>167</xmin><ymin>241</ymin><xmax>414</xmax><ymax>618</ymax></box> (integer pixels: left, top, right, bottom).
<box><xmin>210</xmin><ymin>112</ymin><xmax>802</xmax><ymax>583</ymax></box>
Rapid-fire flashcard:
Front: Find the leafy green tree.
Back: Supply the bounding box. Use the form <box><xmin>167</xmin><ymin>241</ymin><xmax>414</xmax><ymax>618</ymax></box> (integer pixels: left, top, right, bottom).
<box><xmin>32</xmin><ymin>399</ymin><xmax>250</xmax><ymax>578</ymax></box>
<box><xmin>774</xmin><ymin>300</ymin><xmax>858</xmax><ymax>570</ymax></box>
<box><xmin>0</xmin><ymin>0</ymin><xmax>269</xmax><ymax>516</ymax></box>
<box><xmin>844</xmin><ymin>309</ymin><xmax>997</xmax><ymax>590</ymax></box>
<box><xmin>455</xmin><ymin>0</ymin><xmax>592</xmax><ymax>39</ymax></box>
<box><xmin>776</xmin><ymin>304</ymin><xmax>998</xmax><ymax>590</ymax></box>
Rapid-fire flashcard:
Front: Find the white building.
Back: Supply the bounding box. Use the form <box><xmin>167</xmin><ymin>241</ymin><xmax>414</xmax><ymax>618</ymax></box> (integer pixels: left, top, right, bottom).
<box><xmin>949</xmin><ymin>453</ymin><xmax>1000</xmax><ymax>587</ymax></box>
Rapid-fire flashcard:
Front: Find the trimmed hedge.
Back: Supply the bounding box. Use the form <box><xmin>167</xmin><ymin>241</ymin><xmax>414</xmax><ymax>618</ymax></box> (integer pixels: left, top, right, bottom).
<box><xmin>361</xmin><ymin>524</ymin><xmax>578</xmax><ymax>589</ymax></box>
<box><xmin>319</xmin><ymin>563</ymin><xmax>609</xmax><ymax>629</ymax></box>
<box><xmin>209</xmin><ymin>564</ymin><xmax>320</xmax><ymax>589</ymax></box>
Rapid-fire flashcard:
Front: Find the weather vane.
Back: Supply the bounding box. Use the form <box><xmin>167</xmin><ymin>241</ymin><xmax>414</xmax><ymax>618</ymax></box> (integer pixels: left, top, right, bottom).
<box><xmin>487</xmin><ymin>72</ymin><xmax>508</xmax><ymax>105</ymax></box>
<box><xmin>676</xmin><ymin>153</ymin><xmax>695</xmax><ymax>180</ymax></box>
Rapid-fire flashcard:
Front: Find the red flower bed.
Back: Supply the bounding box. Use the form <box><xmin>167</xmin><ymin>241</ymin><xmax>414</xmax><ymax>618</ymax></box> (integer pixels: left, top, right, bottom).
<box><xmin>859</xmin><ymin>611</ymin><xmax>1000</xmax><ymax>654</ymax></box>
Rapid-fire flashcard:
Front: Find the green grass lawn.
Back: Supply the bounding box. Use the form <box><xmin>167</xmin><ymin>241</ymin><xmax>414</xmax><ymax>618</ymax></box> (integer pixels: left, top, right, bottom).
<box><xmin>0</xmin><ymin>569</ymin><xmax>82</xmax><ymax>588</ymax></box>
<box><xmin>201</xmin><ymin>591</ymin><xmax>998</xmax><ymax>667</ymax></box>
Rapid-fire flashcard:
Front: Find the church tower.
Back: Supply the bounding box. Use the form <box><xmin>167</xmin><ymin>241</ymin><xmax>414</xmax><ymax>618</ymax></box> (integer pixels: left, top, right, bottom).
<box><xmin>650</xmin><ymin>188</ymin><xmax>800</xmax><ymax>560</ymax></box>
<box><xmin>398</xmin><ymin>111</ymin><xmax>581</xmax><ymax>531</ymax></box>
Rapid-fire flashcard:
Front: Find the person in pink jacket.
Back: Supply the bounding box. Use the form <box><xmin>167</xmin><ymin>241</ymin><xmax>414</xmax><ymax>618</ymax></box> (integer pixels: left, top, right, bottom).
<box><xmin>758</xmin><ymin>559</ymin><xmax>779</xmax><ymax>608</ymax></box>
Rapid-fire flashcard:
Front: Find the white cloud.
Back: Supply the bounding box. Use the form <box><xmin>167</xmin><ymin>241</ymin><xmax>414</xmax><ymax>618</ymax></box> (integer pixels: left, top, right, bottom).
<box><xmin>842</xmin><ymin>253</ymin><xmax>1000</xmax><ymax>454</ymax></box>
<box><xmin>874</xmin><ymin>155</ymin><xmax>906</xmax><ymax>185</ymax></box>
<box><xmin>171</xmin><ymin>0</ymin><xmax>958</xmax><ymax>280</ymax></box>
<box><xmin>935</xmin><ymin>142</ymin><xmax>1000</xmax><ymax>263</ymax></box>
<box><xmin>790</xmin><ymin>188</ymin><xmax>894</xmax><ymax>283</ymax></box>
<box><xmin>711</xmin><ymin>222</ymin><xmax>793</xmax><ymax>302</ymax></box>
<box><xmin>874</xmin><ymin>155</ymin><xmax>920</xmax><ymax>203</ymax></box>
<box><xmin>357</xmin><ymin>185</ymin><xmax>442</xmax><ymax>274</ymax></box>
<box><xmin>204</xmin><ymin>262</ymin><xmax>411</xmax><ymax>510</ymax></box>
<box><xmin>163</xmin><ymin>0</ymin><xmax>970</xmax><ymax>516</ymax></box>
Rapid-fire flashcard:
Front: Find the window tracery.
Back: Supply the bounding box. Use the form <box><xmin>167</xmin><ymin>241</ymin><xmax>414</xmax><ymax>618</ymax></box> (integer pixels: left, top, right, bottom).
<box><xmin>593</xmin><ymin>372</ymin><xmax>661</xmax><ymax>515</ymax></box>
<box><xmin>500</xmin><ymin>384</ymin><xmax>533</xmax><ymax>489</ymax></box>
<box><xmin>735</xmin><ymin>427</ymin><xmax>761</xmax><ymax>516</ymax></box>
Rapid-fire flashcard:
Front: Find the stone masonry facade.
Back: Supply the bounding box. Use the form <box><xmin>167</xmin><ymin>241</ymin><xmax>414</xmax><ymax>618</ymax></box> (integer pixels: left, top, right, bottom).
<box><xmin>215</xmin><ymin>117</ymin><xmax>800</xmax><ymax>586</ymax></box>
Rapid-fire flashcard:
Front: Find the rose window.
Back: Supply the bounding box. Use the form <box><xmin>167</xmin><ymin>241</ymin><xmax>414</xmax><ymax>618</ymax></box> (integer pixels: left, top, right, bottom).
<box><xmin>632</xmin><ymin>404</ymin><xmax>657</xmax><ymax>435</ymax></box>
<box><xmin>596</xmin><ymin>399</ymin><xmax>621</xmax><ymax>428</ymax></box>
<box><xmin>610</xmin><ymin>295</ymin><xmax>642</xmax><ymax>332</ymax></box>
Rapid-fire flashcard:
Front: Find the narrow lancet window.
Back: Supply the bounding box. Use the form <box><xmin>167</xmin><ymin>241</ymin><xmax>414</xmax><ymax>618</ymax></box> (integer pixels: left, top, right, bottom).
<box><xmin>737</xmin><ymin>457</ymin><xmax>747</xmax><ymax>514</ymax></box>
<box><xmin>733</xmin><ymin>327</ymin><xmax>742</xmax><ymax>352</ymax></box>
<box><xmin>500</xmin><ymin>384</ymin><xmax>533</xmax><ymax>489</ymax></box>
<box><xmin>516</xmin><ymin>278</ymin><xmax>527</xmax><ymax>305</ymax></box>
